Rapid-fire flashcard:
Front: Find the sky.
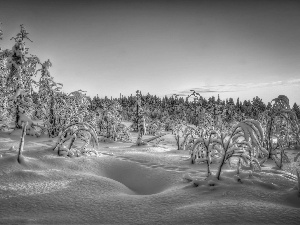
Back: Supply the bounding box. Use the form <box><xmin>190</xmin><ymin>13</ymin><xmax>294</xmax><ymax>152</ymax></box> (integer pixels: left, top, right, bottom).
<box><xmin>1</xmin><ymin>0</ymin><xmax>300</xmax><ymax>105</ymax></box>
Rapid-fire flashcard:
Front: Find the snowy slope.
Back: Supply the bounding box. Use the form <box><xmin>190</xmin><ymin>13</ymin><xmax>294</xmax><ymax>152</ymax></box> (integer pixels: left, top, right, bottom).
<box><xmin>0</xmin><ymin>131</ymin><xmax>300</xmax><ymax>224</ymax></box>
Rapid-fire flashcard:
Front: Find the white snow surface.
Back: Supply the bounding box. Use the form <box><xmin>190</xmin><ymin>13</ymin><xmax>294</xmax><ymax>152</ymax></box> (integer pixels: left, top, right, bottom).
<box><xmin>1</xmin><ymin>131</ymin><xmax>300</xmax><ymax>224</ymax></box>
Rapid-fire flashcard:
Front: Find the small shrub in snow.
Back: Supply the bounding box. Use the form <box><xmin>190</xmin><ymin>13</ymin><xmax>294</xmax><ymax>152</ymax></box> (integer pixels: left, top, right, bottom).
<box><xmin>9</xmin><ymin>146</ymin><xmax>17</xmax><ymax>152</ymax></box>
<box><xmin>172</xmin><ymin>120</ymin><xmax>185</xmax><ymax>150</ymax></box>
<box><xmin>53</xmin><ymin>122</ymin><xmax>99</xmax><ymax>158</ymax></box>
<box><xmin>151</xmin><ymin>137</ymin><xmax>164</xmax><ymax>147</ymax></box>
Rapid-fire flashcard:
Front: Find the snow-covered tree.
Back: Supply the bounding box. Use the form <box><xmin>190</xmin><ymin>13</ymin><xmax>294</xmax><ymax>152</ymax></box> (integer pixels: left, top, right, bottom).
<box><xmin>258</xmin><ymin>95</ymin><xmax>298</xmax><ymax>168</ymax></box>
<box><xmin>189</xmin><ymin>118</ymin><xmax>265</xmax><ymax>180</ymax></box>
<box><xmin>0</xmin><ymin>24</ymin><xmax>42</xmax><ymax>134</ymax></box>
<box><xmin>131</xmin><ymin>90</ymin><xmax>147</xmax><ymax>144</ymax></box>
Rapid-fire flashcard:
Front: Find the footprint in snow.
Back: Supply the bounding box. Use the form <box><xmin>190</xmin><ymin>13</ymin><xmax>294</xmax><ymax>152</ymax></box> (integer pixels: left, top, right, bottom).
<box><xmin>108</xmin><ymin>153</ymin><xmax>194</xmax><ymax>173</ymax></box>
<box><xmin>150</xmin><ymin>164</ymin><xmax>165</xmax><ymax>168</ymax></box>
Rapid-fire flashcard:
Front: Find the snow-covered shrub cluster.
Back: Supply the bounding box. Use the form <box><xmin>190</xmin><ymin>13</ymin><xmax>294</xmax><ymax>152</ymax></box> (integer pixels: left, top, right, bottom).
<box><xmin>188</xmin><ymin>119</ymin><xmax>264</xmax><ymax>179</ymax></box>
<box><xmin>52</xmin><ymin>122</ymin><xmax>99</xmax><ymax>157</ymax></box>
<box><xmin>95</xmin><ymin>99</ymin><xmax>131</xmax><ymax>142</ymax></box>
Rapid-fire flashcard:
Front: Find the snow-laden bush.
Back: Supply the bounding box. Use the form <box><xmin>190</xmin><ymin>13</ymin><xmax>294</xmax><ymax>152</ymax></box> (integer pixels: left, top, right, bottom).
<box><xmin>258</xmin><ymin>95</ymin><xmax>298</xmax><ymax>168</ymax></box>
<box><xmin>52</xmin><ymin>122</ymin><xmax>99</xmax><ymax>157</ymax></box>
<box><xmin>189</xmin><ymin>119</ymin><xmax>265</xmax><ymax>180</ymax></box>
<box><xmin>180</xmin><ymin>125</ymin><xmax>203</xmax><ymax>151</ymax></box>
<box><xmin>95</xmin><ymin>100</ymin><xmax>131</xmax><ymax>142</ymax></box>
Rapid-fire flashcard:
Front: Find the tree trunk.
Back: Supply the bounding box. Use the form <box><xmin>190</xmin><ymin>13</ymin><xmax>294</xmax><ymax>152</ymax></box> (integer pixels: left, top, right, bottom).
<box><xmin>17</xmin><ymin>122</ymin><xmax>27</xmax><ymax>163</ymax></box>
<box><xmin>268</xmin><ymin>118</ymin><xmax>273</xmax><ymax>158</ymax></box>
<box><xmin>15</xmin><ymin>105</ymin><xmax>22</xmax><ymax>129</ymax></box>
<box><xmin>216</xmin><ymin>154</ymin><xmax>226</xmax><ymax>180</ymax></box>
<box><xmin>49</xmin><ymin>96</ymin><xmax>56</xmax><ymax>137</ymax></box>
<box><xmin>136</xmin><ymin>104</ymin><xmax>139</xmax><ymax>132</ymax></box>
<box><xmin>206</xmin><ymin>147</ymin><xmax>211</xmax><ymax>176</ymax></box>
<box><xmin>280</xmin><ymin>150</ymin><xmax>283</xmax><ymax>169</ymax></box>
<box><xmin>206</xmin><ymin>158</ymin><xmax>211</xmax><ymax>176</ymax></box>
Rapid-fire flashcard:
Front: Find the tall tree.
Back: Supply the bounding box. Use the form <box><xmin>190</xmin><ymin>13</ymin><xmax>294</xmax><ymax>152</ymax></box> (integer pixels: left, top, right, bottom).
<box><xmin>2</xmin><ymin>25</ymin><xmax>40</xmax><ymax>129</ymax></box>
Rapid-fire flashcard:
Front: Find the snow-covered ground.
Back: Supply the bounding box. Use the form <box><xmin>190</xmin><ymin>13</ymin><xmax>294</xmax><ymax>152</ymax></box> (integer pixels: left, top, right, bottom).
<box><xmin>1</xmin><ymin>130</ymin><xmax>300</xmax><ymax>224</ymax></box>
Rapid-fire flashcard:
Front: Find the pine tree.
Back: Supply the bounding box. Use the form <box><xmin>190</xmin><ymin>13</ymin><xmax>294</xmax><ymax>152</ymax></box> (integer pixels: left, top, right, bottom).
<box><xmin>2</xmin><ymin>25</ymin><xmax>40</xmax><ymax>129</ymax></box>
<box><xmin>292</xmin><ymin>102</ymin><xmax>300</xmax><ymax>120</ymax></box>
<box><xmin>217</xmin><ymin>94</ymin><xmax>221</xmax><ymax>104</ymax></box>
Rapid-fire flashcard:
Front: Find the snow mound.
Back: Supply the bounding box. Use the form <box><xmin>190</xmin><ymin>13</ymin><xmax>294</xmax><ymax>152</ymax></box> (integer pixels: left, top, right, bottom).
<box><xmin>1</xmin><ymin>132</ymin><xmax>300</xmax><ymax>224</ymax></box>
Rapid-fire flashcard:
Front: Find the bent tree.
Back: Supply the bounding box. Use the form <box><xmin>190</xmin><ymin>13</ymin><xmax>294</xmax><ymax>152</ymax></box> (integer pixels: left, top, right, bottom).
<box><xmin>214</xmin><ymin>119</ymin><xmax>265</xmax><ymax>179</ymax></box>
<box><xmin>261</xmin><ymin>95</ymin><xmax>298</xmax><ymax>167</ymax></box>
<box><xmin>190</xmin><ymin>119</ymin><xmax>265</xmax><ymax>180</ymax></box>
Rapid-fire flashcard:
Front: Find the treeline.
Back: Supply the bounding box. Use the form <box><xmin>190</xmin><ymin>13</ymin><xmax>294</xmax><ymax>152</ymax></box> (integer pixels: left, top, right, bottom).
<box><xmin>89</xmin><ymin>92</ymin><xmax>300</xmax><ymax>126</ymax></box>
<box><xmin>1</xmin><ymin>23</ymin><xmax>299</xmax><ymax>141</ymax></box>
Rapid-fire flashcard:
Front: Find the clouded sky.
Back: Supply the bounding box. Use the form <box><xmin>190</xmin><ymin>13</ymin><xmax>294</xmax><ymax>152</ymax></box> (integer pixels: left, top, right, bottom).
<box><xmin>1</xmin><ymin>0</ymin><xmax>300</xmax><ymax>104</ymax></box>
